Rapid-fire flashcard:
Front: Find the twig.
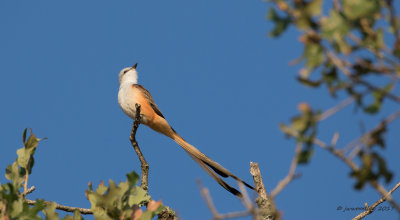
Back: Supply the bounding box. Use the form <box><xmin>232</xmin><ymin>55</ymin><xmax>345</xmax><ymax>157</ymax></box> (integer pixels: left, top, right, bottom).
<box><xmin>333</xmin><ymin>0</ymin><xmax>340</xmax><ymax>11</ymax></box>
<box><xmin>352</xmin><ymin>182</ymin><xmax>400</xmax><ymax>220</ymax></box>
<box><xmin>330</xmin><ymin>132</ymin><xmax>339</xmax><ymax>148</ymax></box>
<box><xmin>343</xmin><ymin>109</ymin><xmax>400</xmax><ymax>157</ymax></box>
<box><xmin>283</xmin><ymin>128</ymin><xmax>400</xmax><ymax>212</ymax></box>
<box><xmin>23</xmin><ymin>173</ymin><xmax>29</xmax><ymax>197</ymax></box>
<box><xmin>197</xmin><ymin>180</ymin><xmax>221</xmax><ymax>219</ymax></box>
<box><xmin>25</xmin><ymin>199</ymin><xmax>92</xmax><ymax>214</ymax></box>
<box><xmin>237</xmin><ymin>182</ymin><xmax>255</xmax><ymax>214</ymax></box>
<box><xmin>311</xmin><ymin>137</ymin><xmax>400</xmax><ymax>212</ymax></box>
<box><xmin>270</xmin><ymin>143</ymin><xmax>302</xmax><ymax>198</ymax></box>
<box><xmin>22</xmin><ymin>186</ymin><xmax>36</xmax><ymax>197</ymax></box>
<box><xmin>327</xmin><ymin>51</ymin><xmax>400</xmax><ymax>103</ymax></box>
<box><xmin>317</xmin><ymin>97</ymin><xmax>354</xmax><ymax>121</ymax></box>
<box><xmin>387</xmin><ymin>0</ymin><xmax>399</xmax><ymax>42</ymax></box>
<box><xmin>250</xmin><ymin>162</ymin><xmax>268</xmax><ymax>200</ymax></box>
<box><xmin>129</xmin><ymin>104</ymin><xmax>149</xmax><ymax>190</ymax></box>
<box><xmin>197</xmin><ymin>180</ymin><xmax>254</xmax><ymax>220</ymax></box>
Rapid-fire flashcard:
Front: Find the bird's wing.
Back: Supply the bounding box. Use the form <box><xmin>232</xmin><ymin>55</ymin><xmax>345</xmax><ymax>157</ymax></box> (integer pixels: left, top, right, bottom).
<box><xmin>132</xmin><ymin>84</ymin><xmax>165</xmax><ymax>119</ymax></box>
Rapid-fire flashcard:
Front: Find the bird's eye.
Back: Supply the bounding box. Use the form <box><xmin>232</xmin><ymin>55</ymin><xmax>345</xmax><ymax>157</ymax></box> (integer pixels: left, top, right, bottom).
<box><xmin>123</xmin><ymin>69</ymin><xmax>129</xmax><ymax>74</ymax></box>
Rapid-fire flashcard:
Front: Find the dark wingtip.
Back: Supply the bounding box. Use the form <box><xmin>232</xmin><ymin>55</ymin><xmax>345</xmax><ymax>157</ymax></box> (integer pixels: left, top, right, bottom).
<box><xmin>132</xmin><ymin>63</ymin><xmax>138</xmax><ymax>69</ymax></box>
<box><xmin>231</xmin><ymin>188</ymin><xmax>243</xmax><ymax>197</ymax></box>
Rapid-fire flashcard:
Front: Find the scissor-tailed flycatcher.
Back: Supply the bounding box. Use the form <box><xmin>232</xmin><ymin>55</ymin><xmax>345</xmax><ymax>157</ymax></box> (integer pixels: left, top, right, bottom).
<box><xmin>118</xmin><ymin>63</ymin><xmax>254</xmax><ymax>196</ymax></box>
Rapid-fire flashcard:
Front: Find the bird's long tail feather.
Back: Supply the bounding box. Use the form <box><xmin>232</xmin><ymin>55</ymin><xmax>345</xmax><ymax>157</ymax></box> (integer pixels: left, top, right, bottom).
<box><xmin>171</xmin><ymin>132</ymin><xmax>254</xmax><ymax>197</ymax></box>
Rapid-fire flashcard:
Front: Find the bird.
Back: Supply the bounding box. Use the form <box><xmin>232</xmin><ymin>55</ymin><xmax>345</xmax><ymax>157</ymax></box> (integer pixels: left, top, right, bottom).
<box><xmin>118</xmin><ymin>63</ymin><xmax>254</xmax><ymax>197</ymax></box>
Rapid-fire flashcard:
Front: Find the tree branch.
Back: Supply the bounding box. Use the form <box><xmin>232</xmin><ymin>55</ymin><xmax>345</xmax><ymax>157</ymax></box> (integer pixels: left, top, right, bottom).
<box><xmin>326</xmin><ymin>51</ymin><xmax>400</xmax><ymax>103</ymax></box>
<box><xmin>316</xmin><ymin>97</ymin><xmax>355</xmax><ymax>121</ymax></box>
<box><xmin>352</xmin><ymin>182</ymin><xmax>400</xmax><ymax>220</ymax></box>
<box><xmin>129</xmin><ymin>104</ymin><xmax>149</xmax><ymax>190</ymax></box>
<box><xmin>22</xmin><ymin>186</ymin><xmax>36</xmax><ymax>197</ymax></box>
<box><xmin>250</xmin><ymin>162</ymin><xmax>278</xmax><ymax>220</ymax></box>
<box><xmin>25</xmin><ymin>199</ymin><xmax>93</xmax><ymax>215</ymax></box>
<box><xmin>197</xmin><ymin>180</ymin><xmax>254</xmax><ymax>220</ymax></box>
<box><xmin>311</xmin><ymin>137</ymin><xmax>400</xmax><ymax>212</ymax></box>
<box><xmin>270</xmin><ymin>143</ymin><xmax>302</xmax><ymax>198</ymax></box>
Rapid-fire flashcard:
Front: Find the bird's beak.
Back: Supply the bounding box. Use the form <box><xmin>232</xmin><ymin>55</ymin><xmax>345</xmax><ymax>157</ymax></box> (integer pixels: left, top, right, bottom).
<box><xmin>132</xmin><ymin>63</ymin><xmax>138</xmax><ymax>69</ymax></box>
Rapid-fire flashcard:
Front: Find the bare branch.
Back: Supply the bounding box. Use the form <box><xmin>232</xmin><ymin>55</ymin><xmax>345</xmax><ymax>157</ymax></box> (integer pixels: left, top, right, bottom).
<box><xmin>326</xmin><ymin>51</ymin><xmax>400</xmax><ymax>103</ymax></box>
<box><xmin>197</xmin><ymin>180</ymin><xmax>254</xmax><ymax>220</ymax></box>
<box><xmin>25</xmin><ymin>199</ymin><xmax>92</xmax><ymax>215</ymax></box>
<box><xmin>197</xmin><ymin>180</ymin><xmax>221</xmax><ymax>219</ymax></box>
<box><xmin>333</xmin><ymin>0</ymin><xmax>340</xmax><ymax>11</ymax></box>
<box><xmin>250</xmin><ymin>162</ymin><xmax>268</xmax><ymax>199</ymax></box>
<box><xmin>352</xmin><ymin>182</ymin><xmax>400</xmax><ymax>220</ymax></box>
<box><xmin>317</xmin><ymin>97</ymin><xmax>354</xmax><ymax>121</ymax></box>
<box><xmin>270</xmin><ymin>143</ymin><xmax>302</xmax><ymax>198</ymax></box>
<box><xmin>237</xmin><ymin>182</ymin><xmax>255</xmax><ymax>214</ymax></box>
<box><xmin>330</xmin><ymin>132</ymin><xmax>339</xmax><ymax>148</ymax></box>
<box><xmin>343</xmin><ymin>109</ymin><xmax>400</xmax><ymax>157</ymax></box>
<box><xmin>22</xmin><ymin>186</ymin><xmax>36</xmax><ymax>197</ymax></box>
<box><xmin>129</xmin><ymin>104</ymin><xmax>149</xmax><ymax>190</ymax></box>
<box><xmin>250</xmin><ymin>162</ymin><xmax>278</xmax><ymax>220</ymax></box>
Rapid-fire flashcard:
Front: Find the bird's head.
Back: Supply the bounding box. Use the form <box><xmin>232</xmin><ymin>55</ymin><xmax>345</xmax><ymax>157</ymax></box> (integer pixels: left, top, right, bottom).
<box><xmin>119</xmin><ymin>63</ymin><xmax>138</xmax><ymax>85</ymax></box>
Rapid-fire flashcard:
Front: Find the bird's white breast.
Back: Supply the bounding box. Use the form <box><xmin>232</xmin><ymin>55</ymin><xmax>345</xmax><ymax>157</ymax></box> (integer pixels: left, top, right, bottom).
<box><xmin>118</xmin><ymin>84</ymin><xmax>139</xmax><ymax>119</ymax></box>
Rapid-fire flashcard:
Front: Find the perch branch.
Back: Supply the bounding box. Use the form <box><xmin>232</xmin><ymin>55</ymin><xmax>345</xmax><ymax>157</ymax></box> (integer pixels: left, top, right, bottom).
<box><xmin>129</xmin><ymin>104</ymin><xmax>149</xmax><ymax>190</ymax></box>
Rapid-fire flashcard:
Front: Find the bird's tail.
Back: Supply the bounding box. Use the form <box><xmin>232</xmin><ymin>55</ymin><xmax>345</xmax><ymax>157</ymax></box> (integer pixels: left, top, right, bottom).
<box><xmin>170</xmin><ymin>131</ymin><xmax>254</xmax><ymax>197</ymax></box>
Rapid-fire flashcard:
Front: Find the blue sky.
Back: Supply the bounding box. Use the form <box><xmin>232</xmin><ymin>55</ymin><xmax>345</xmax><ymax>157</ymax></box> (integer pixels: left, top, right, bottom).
<box><xmin>0</xmin><ymin>1</ymin><xmax>399</xmax><ymax>219</ymax></box>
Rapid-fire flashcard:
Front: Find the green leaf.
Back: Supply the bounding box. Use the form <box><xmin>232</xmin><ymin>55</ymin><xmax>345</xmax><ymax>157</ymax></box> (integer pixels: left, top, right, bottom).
<box><xmin>86</xmin><ymin>171</ymin><xmax>159</xmax><ymax>220</ymax></box>
<box><xmin>22</xmin><ymin>128</ymin><xmax>28</xmax><ymax>144</ymax></box>
<box><xmin>279</xmin><ymin>123</ymin><xmax>298</xmax><ymax>137</ymax></box>
<box><xmin>43</xmin><ymin>202</ymin><xmax>59</xmax><ymax>220</ymax></box>
<box><xmin>292</xmin><ymin>116</ymin><xmax>308</xmax><ymax>132</ymax></box>
<box><xmin>267</xmin><ymin>7</ymin><xmax>291</xmax><ymax>37</ymax></box>
<box><xmin>16</xmin><ymin>129</ymin><xmax>46</xmax><ymax>174</ymax></box>
<box><xmin>374</xmin><ymin>153</ymin><xmax>392</xmax><ymax>183</ymax></box>
<box><xmin>363</xmin><ymin>102</ymin><xmax>381</xmax><ymax>114</ymax></box>
<box><xmin>321</xmin><ymin>11</ymin><xmax>350</xmax><ymax>40</ymax></box>
<box><xmin>342</xmin><ymin>0</ymin><xmax>380</xmax><ymax>20</ymax></box>
<box><xmin>298</xmin><ymin>148</ymin><xmax>314</xmax><ymax>164</ymax></box>
<box><xmin>306</xmin><ymin>0</ymin><xmax>323</xmax><ymax>16</ymax></box>
<box><xmin>297</xmin><ymin>77</ymin><xmax>322</xmax><ymax>88</ymax></box>
<box><xmin>5</xmin><ymin>162</ymin><xmax>25</xmax><ymax>188</ymax></box>
<box><xmin>304</xmin><ymin>42</ymin><xmax>323</xmax><ymax>68</ymax></box>
<box><xmin>126</xmin><ymin>171</ymin><xmax>139</xmax><ymax>187</ymax></box>
<box><xmin>129</xmin><ymin>187</ymin><xmax>150</xmax><ymax>207</ymax></box>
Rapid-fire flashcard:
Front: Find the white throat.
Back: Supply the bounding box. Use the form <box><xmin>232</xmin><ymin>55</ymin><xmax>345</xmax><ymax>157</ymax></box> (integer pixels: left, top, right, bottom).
<box><xmin>119</xmin><ymin>68</ymin><xmax>138</xmax><ymax>86</ymax></box>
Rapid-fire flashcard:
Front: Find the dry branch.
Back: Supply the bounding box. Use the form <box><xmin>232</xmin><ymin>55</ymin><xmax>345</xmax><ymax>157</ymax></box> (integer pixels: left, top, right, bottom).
<box><xmin>250</xmin><ymin>162</ymin><xmax>278</xmax><ymax>220</ymax></box>
<box><xmin>25</xmin><ymin>199</ymin><xmax>92</xmax><ymax>215</ymax></box>
<box><xmin>352</xmin><ymin>182</ymin><xmax>400</xmax><ymax>220</ymax></box>
<box><xmin>270</xmin><ymin>143</ymin><xmax>301</xmax><ymax>198</ymax></box>
<box><xmin>129</xmin><ymin>104</ymin><xmax>149</xmax><ymax>190</ymax></box>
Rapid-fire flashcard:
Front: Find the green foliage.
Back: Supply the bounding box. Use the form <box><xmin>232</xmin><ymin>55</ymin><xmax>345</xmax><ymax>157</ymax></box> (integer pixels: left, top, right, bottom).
<box><xmin>351</xmin><ymin>152</ymin><xmax>392</xmax><ymax>189</ymax></box>
<box><xmin>363</xmin><ymin>83</ymin><xmax>393</xmax><ymax>114</ymax></box>
<box><xmin>280</xmin><ymin>103</ymin><xmax>319</xmax><ymax>164</ymax></box>
<box><xmin>1</xmin><ymin>129</ymin><xmax>167</xmax><ymax>220</ymax></box>
<box><xmin>342</xmin><ymin>0</ymin><xmax>380</xmax><ymax>20</ymax></box>
<box><xmin>268</xmin><ymin>0</ymin><xmax>399</xmax><ymax>190</ymax></box>
<box><xmin>86</xmin><ymin>171</ymin><xmax>164</xmax><ymax>220</ymax></box>
<box><xmin>267</xmin><ymin>7</ymin><xmax>291</xmax><ymax>37</ymax></box>
<box><xmin>1</xmin><ymin>129</ymin><xmax>49</xmax><ymax>220</ymax></box>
